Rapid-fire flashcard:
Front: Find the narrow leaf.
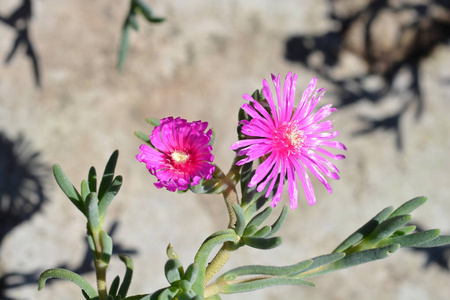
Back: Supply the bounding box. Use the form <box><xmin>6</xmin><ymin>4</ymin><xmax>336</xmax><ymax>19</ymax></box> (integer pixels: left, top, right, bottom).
<box><xmin>98</xmin><ymin>176</ymin><xmax>123</xmax><ymax>221</ymax></box>
<box><xmin>135</xmin><ymin>131</ymin><xmax>151</xmax><ymax>144</ymax></box>
<box><xmin>100</xmin><ymin>231</ymin><xmax>113</xmax><ymax>264</ymax></box>
<box><xmin>358</xmin><ymin>215</ymin><xmax>411</xmax><ymax>250</ymax></box>
<box><xmin>376</xmin><ymin>229</ymin><xmax>441</xmax><ymax>248</ymax></box>
<box><xmin>232</xmin><ymin>204</ymin><xmax>246</xmax><ymax>237</ymax></box>
<box><xmin>333</xmin><ymin>206</ymin><xmax>394</xmax><ymax>253</ymax></box>
<box><xmin>413</xmin><ymin>235</ymin><xmax>450</xmax><ymax>248</ymax></box>
<box><xmin>118</xmin><ymin>254</ymin><xmax>134</xmax><ymax>298</ymax></box>
<box><xmin>86</xmin><ymin>193</ymin><xmax>101</xmax><ymax>233</ymax></box>
<box><xmin>98</xmin><ymin>150</ymin><xmax>119</xmax><ymax>201</ymax></box>
<box><xmin>392</xmin><ymin>225</ymin><xmax>416</xmax><ymax>237</ymax></box>
<box><xmin>252</xmin><ymin>226</ymin><xmax>271</xmax><ymax>238</ymax></box>
<box><xmin>118</xmin><ymin>24</ymin><xmax>131</xmax><ymax>71</ymax></box>
<box><xmin>389</xmin><ymin>196</ymin><xmax>427</xmax><ymax>218</ymax></box>
<box><xmin>266</xmin><ymin>205</ymin><xmax>288</xmax><ymax>238</ymax></box>
<box><xmin>184</xmin><ymin>263</ymin><xmax>199</xmax><ymax>284</ymax></box>
<box><xmin>53</xmin><ymin>164</ymin><xmax>84</xmax><ymax>213</ymax></box>
<box><xmin>220</xmin><ymin>277</ymin><xmax>314</xmax><ymax>294</ymax></box>
<box><xmin>109</xmin><ymin>276</ymin><xmax>120</xmax><ymax>297</ymax></box>
<box><xmin>145</xmin><ymin>117</ymin><xmax>161</xmax><ymax>127</ymax></box>
<box><xmin>221</xmin><ymin>260</ymin><xmax>313</xmax><ymax>279</ymax></box>
<box><xmin>295</xmin><ymin>253</ymin><xmax>346</xmax><ymax>277</ymax></box>
<box><xmin>88</xmin><ymin>166</ymin><xmax>97</xmax><ymax>193</ymax></box>
<box><xmin>247</xmin><ymin>206</ymin><xmax>272</xmax><ymax>229</ymax></box>
<box><xmin>242</xmin><ymin>236</ymin><xmax>282</xmax><ymax>250</ymax></box>
<box><xmin>81</xmin><ymin>180</ymin><xmax>90</xmax><ymax>203</ymax></box>
<box><xmin>38</xmin><ymin>268</ymin><xmax>98</xmax><ymax>298</ymax></box>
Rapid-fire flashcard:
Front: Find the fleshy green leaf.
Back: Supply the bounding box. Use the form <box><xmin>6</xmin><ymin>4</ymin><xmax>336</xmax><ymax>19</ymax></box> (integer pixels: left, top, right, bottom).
<box><xmin>252</xmin><ymin>226</ymin><xmax>271</xmax><ymax>238</ymax></box>
<box><xmin>232</xmin><ymin>203</ymin><xmax>246</xmax><ymax>237</ymax></box>
<box><xmin>184</xmin><ymin>263</ymin><xmax>199</xmax><ymax>284</ymax></box>
<box><xmin>295</xmin><ymin>253</ymin><xmax>346</xmax><ymax>277</ymax></box>
<box><xmin>219</xmin><ymin>277</ymin><xmax>314</xmax><ymax>294</ymax></box>
<box><xmin>86</xmin><ymin>193</ymin><xmax>101</xmax><ymax>234</ymax></box>
<box><xmin>389</xmin><ymin>196</ymin><xmax>427</xmax><ymax>218</ymax></box>
<box><xmin>165</xmin><ymin>259</ymin><xmax>183</xmax><ymax>284</ymax></box>
<box><xmin>145</xmin><ymin>117</ymin><xmax>161</xmax><ymax>127</ymax></box>
<box><xmin>118</xmin><ymin>254</ymin><xmax>134</xmax><ymax>298</ymax></box>
<box><xmin>392</xmin><ymin>225</ymin><xmax>416</xmax><ymax>237</ymax></box>
<box><xmin>135</xmin><ymin>130</ymin><xmax>151</xmax><ymax>144</ymax></box>
<box><xmin>333</xmin><ymin>206</ymin><xmax>394</xmax><ymax>253</ymax></box>
<box><xmin>352</xmin><ymin>215</ymin><xmax>411</xmax><ymax>252</ymax></box>
<box><xmin>100</xmin><ymin>230</ymin><xmax>113</xmax><ymax>264</ymax></box>
<box><xmin>192</xmin><ymin>230</ymin><xmax>239</xmax><ymax>296</ymax></box>
<box><xmin>88</xmin><ymin>166</ymin><xmax>97</xmax><ymax>193</ymax></box>
<box><xmin>266</xmin><ymin>205</ymin><xmax>288</xmax><ymax>238</ymax></box>
<box><xmin>98</xmin><ymin>175</ymin><xmax>123</xmax><ymax>222</ymax></box>
<box><xmin>81</xmin><ymin>180</ymin><xmax>89</xmax><ymax>203</ymax></box>
<box><xmin>242</xmin><ymin>236</ymin><xmax>282</xmax><ymax>250</ymax></box>
<box><xmin>98</xmin><ymin>150</ymin><xmax>119</xmax><ymax>201</ymax></box>
<box><xmin>221</xmin><ymin>259</ymin><xmax>313</xmax><ymax>279</ymax></box>
<box><xmin>38</xmin><ymin>268</ymin><xmax>98</xmax><ymax>299</ymax></box>
<box><xmin>246</xmin><ymin>206</ymin><xmax>272</xmax><ymax>229</ymax></box>
<box><xmin>413</xmin><ymin>235</ymin><xmax>450</xmax><ymax>248</ymax></box>
<box><xmin>117</xmin><ymin>23</ymin><xmax>131</xmax><ymax>71</ymax></box>
<box><xmin>53</xmin><ymin>164</ymin><xmax>84</xmax><ymax>213</ymax></box>
<box><xmin>376</xmin><ymin>229</ymin><xmax>441</xmax><ymax>248</ymax></box>
<box><xmin>109</xmin><ymin>275</ymin><xmax>120</xmax><ymax>297</ymax></box>
<box><xmin>189</xmin><ymin>178</ymin><xmax>228</xmax><ymax>194</ymax></box>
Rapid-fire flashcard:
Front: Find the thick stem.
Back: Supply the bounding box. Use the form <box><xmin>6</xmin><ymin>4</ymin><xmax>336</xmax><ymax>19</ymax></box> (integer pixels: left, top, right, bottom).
<box><xmin>94</xmin><ymin>259</ymin><xmax>108</xmax><ymax>300</ymax></box>
<box><xmin>204</xmin><ymin>185</ymin><xmax>239</xmax><ymax>285</ymax></box>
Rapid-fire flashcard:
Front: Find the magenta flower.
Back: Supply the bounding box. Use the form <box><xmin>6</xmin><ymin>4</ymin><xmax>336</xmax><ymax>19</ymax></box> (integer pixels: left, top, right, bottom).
<box><xmin>136</xmin><ymin>117</ymin><xmax>215</xmax><ymax>192</ymax></box>
<box><xmin>231</xmin><ymin>73</ymin><xmax>346</xmax><ymax>209</ymax></box>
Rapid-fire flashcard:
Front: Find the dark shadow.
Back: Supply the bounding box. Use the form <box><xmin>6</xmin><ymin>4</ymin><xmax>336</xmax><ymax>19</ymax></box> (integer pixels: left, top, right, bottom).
<box><xmin>0</xmin><ymin>131</ymin><xmax>49</xmax><ymax>299</ymax></box>
<box><xmin>410</xmin><ymin>224</ymin><xmax>450</xmax><ymax>271</ymax></box>
<box><xmin>0</xmin><ymin>0</ymin><xmax>41</xmax><ymax>87</ymax></box>
<box><xmin>0</xmin><ymin>221</ymin><xmax>137</xmax><ymax>299</ymax></box>
<box><xmin>285</xmin><ymin>0</ymin><xmax>450</xmax><ymax>150</ymax></box>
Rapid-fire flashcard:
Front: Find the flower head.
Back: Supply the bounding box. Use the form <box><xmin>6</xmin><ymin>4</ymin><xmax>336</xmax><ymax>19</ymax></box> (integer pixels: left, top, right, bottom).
<box><xmin>137</xmin><ymin>117</ymin><xmax>215</xmax><ymax>191</ymax></box>
<box><xmin>231</xmin><ymin>73</ymin><xmax>346</xmax><ymax>209</ymax></box>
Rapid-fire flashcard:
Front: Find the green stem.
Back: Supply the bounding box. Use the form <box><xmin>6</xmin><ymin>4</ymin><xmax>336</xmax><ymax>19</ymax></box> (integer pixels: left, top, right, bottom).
<box><xmin>94</xmin><ymin>259</ymin><xmax>108</xmax><ymax>300</ymax></box>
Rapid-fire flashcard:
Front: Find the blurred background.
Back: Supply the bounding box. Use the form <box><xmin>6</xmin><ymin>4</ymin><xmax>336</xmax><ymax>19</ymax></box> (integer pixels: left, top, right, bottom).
<box><xmin>1</xmin><ymin>0</ymin><xmax>449</xmax><ymax>299</ymax></box>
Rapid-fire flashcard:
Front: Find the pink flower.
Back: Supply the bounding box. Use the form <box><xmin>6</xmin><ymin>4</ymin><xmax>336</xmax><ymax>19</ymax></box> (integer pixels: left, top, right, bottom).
<box><xmin>231</xmin><ymin>73</ymin><xmax>346</xmax><ymax>209</ymax></box>
<box><xmin>137</xmin><ymin>117</ymin><xmax>215</xmax><ymax>192</ymax></box>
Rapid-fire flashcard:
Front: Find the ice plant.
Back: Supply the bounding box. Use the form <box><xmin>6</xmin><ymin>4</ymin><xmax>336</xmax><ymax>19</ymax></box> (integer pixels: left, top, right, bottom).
<box><xmin>231</xmin><ymin>73</ymin><xmax>346</xmax><ymax>209</ymax></box>
<box><xmin>136</xmin><ymin>117</ymin><xmax>215</xmax><ymax>191</ymax></box>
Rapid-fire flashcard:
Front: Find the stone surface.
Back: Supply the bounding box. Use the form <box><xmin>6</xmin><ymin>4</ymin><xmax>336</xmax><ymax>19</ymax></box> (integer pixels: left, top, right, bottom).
<box><xmin>1</xmin><ymin>0</ymin><xmax>449</xmax><ymax>299</ymax></box>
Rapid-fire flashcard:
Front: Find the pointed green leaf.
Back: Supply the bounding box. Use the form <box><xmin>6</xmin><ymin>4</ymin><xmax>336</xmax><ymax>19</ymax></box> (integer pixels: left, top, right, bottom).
<box><xmin>100</xmin><ymin>230</ymin><xmax>113</xmax><ymax>264</ymax></box>
<box><xmin>392</xmin><ymin>225</ymin><xmax>416</xmax><ymax>237</ymax></box>
<box><xmin>333</xmin><ymin>206</ymin><xmax>394</xmax><ymax>253</ymax></box>
<box><xmin>118</xmin><ymin>254</ymin><xmax>134</xmax><ymax>298</ymax></box>
<box><xmin>221</xmin><ymin>260</ymin><xmax>313</xmax><ymax>279</ymax></box>
<box><xmin>135</xmin><ymin>131</ymin><xmax>151</xmax><ymax>144</ymax></box>
<box><xmin>86</xmin><ymin>193</ymin><xmax>101</xmax><ymax>233</ymax></box>
<box><xmin>242</xmin><ymin>236</ymin><xmax>282</xmax><ymax>250</ymax></box>
<box><xmin>247</xmin><ymin>206</ymin><xmax>272</xmax><ymax>229</ymax></box>
<box><xmin>355</xmin><ymin>215</ymin><xmax>411</xmax><ymax>251</ymax></box>
<box><xmin>219</xmin><ymin>277</ymin><xmax>314</xmax><ymax>294</ymax></box>
<box><xmin>295</xmin><ymin>253</ymin><xmax>346</xmax><ymax>277</ymax></box>
<box><xmin>232</xmin><ymin>203</ymin><xmax>246</xmax><ymax>237</ymax></box>
<box><xmin>109</xmin><ymin>275</ymin><xmax>120</xmax><ymax>297</ymax></box>
<box><xmin>266</xmin><ymin>205</ymin><xmax>288</xmax><ymax>238</ymax></box>
<box><xmin>189</xmin><ymin>178</ymin><xmax>227</xmax><ymax>194</ymax></box>
<box><xmin>376</xmin><ymin>229</ymin><xmax>441</xmax><ymax>248</ymax></box>
<box><xmin>413</xmin><ymin>235</ymin><xmax>450</xmax><ymax>248</ymax></box>
<box><xmin>184</xmin><ymin>263</ymin><xmax>199</xmax><ymax>284</ymax></box>
<box><xmin>145</xmin><ymin>117</ymin><xmax>161</xmax><ymax>127</ymax></box>
<box><xmin>117</xmin><ymin>24</ymin><xmax>131</xmax><ymax>72</ymax></box>
<box><xmin>335</xmin><ymin>244</ymin><xmax>400</xmax><ymax>270</ymax></box>
<box><xmin>389</xmin><ymin>196</ymin><xmax>427</xmax><ymax>218</ymax></box>
<box><xmin>252</xmin><ymin>226</ymin><xmax>271</xmax><ymax>238</ymax></box>
<box><xmin>88</xmin><ymin>166</ymin><xmax>97</xmax><ymax>193</ymax></box>
<box><xmin>81</xmin><ymin>180</ymin><xmax>90</xmax><ymax>203</ymax></box>
<box><xmin>81</xmin><ymin>289</ymin><xmax>91</xmax><ymax>300</ymax></box>
<box><xmin>38</xmin><ymin>268</ymin><xmax>98</xmax><ymax>299</ymax></box>
<box><xmin>53</xmin><ymin>164</ymin><xmax>84</xmax><ymax>213</ymax></box>
<box><xmin>98</xmin><ymin>150</ymin><xmax>119</xmax><ymax>201</ymax></box>
<box><xmin>128</xmin><ymin>13</ymin><xmax>139</xmax><ymax>31</ymax></box>
<box><xmin>98</xmin><ymin>175</ymin><xmax>123</xmax><ymax>221</ymax></box>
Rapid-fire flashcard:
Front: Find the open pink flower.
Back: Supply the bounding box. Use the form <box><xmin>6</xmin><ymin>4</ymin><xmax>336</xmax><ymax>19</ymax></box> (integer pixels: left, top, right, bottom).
<box><xmin>231</xmin><ymin>73</ymin><xmax>346</xmax><ymax>209</ymax></box>
<box><xmin>137</xmin><ymin>117</ymin><xmax>215</xmax><ymax>192</ymax></box>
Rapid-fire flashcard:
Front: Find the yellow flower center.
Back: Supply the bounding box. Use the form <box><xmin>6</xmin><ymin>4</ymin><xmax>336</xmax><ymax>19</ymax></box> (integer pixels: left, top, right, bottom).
<box><xmin>171</xmin><ymin>150</ymin><xmax>189</xmax><ymax>163</ymax></box>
